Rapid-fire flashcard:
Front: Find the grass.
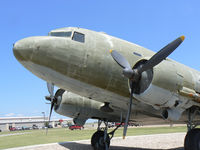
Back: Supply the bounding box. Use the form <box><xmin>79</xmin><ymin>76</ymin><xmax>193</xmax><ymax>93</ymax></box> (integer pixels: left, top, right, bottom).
<box><xmin>0</xmin><ymin>126</ymin><xmax>187</xmax><ymax>149</ymax></box>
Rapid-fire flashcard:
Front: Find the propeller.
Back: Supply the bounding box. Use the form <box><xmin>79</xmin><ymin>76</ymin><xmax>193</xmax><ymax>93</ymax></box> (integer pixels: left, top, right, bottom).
<box><xmin>45</xmin><ymin>84</ymin><xmax>64</xmax><ymax>135</ymax></box>
<box><xmin>110</xmin><ymin>36</ymin><xmax>185</xmax><ymax>139</ymax></box>
<box><xmin>46</xmin><ymin>82</ymin><xmax>55</xmax><ymax>135</ymax></box>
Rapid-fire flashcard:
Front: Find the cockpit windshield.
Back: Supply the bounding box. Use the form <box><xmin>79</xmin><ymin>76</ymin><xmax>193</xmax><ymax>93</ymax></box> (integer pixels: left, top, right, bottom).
<box><xmin>49</xmin><ymin>31</ymin><xmax>72</xmax><ymax>37</ymax></box>
<box><xmin>48</xmin><ymin>30</ymin><xmax>85</xmax><ymax>43</ymax></box>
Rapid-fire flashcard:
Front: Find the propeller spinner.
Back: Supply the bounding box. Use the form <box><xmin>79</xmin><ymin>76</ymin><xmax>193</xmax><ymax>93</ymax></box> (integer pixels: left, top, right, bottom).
<box><xmin>110</xmin><ymin>36</ymin><xmax>185</xmax><ymax>139</ymax></box>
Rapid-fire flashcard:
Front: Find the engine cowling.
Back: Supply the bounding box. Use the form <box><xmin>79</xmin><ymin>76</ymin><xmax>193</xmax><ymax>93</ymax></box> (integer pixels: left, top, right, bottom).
<box><xmin>130</xmin><ymin>59</ymin><xmax>191</xmax><ymax>110</ymax></box>
<box><xmin>54</xmin><ymin>90</ymin><xmax>124</xmax><ymax>126</ymax></box>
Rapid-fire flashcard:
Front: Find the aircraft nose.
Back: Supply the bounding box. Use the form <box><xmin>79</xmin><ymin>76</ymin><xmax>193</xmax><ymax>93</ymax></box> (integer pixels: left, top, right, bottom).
<box><xmin>13</xmin><ymin>37</ymin><xmax>36</xmax><ymax>62</ymax></box>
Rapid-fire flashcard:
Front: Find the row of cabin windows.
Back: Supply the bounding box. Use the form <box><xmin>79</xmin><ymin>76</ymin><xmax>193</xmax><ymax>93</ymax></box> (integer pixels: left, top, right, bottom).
<box><xmin>49</xmin><ymin>31</ymin><xmax>85</xmax><ymax>43</ymax></box>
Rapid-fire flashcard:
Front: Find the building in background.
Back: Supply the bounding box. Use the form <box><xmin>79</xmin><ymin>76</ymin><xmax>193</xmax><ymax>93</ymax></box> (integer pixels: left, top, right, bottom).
<box><xmin>0</xmin><ymin>116</ymin><xmax>72</xmax><ymax>131</ymax></box>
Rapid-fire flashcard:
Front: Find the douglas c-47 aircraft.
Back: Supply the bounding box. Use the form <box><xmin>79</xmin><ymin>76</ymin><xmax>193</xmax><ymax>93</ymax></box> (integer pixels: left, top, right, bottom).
<box><xmin>13</xmin><ymin>27</ymin><xmax>200</xmax><ymax>150</ymax></box>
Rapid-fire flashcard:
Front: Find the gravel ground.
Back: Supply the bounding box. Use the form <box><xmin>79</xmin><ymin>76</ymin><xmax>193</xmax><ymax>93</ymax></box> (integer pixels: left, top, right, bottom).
<box><xmin>6</xmin><ymin>132</ymin><xmax>185</xmax><ymax>150</ymax></box>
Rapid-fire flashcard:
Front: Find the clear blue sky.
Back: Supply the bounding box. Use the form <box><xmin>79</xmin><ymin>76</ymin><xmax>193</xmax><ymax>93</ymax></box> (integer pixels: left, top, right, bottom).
<box><xmin>1</xmin><ymin>0</ymin><xmax>200</xmax><ymax>119</ymax></box>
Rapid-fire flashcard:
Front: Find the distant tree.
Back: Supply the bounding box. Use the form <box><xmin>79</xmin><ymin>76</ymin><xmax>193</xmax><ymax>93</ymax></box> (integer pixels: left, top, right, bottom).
<box><xmin>44</xmin><ymin>121</ymin><xmax>49</xmax><ymax>127</ymax></box>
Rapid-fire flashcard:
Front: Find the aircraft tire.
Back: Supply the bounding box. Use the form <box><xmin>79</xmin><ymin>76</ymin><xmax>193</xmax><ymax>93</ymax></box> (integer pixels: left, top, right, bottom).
<box><xmin>184</xmin><ymin>128</ymin><xmax>200</xmax><ymax>150</ymax></box>
<box><xmin>91</xmin><ymin>131</ymin><xmax>110</xmax><ymax>150</ymax></box>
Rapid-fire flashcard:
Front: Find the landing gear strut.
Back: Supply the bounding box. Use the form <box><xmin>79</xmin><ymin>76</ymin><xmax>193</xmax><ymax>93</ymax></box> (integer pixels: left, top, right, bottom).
<box><xmin>91</xmin><ymin>120</ymin><xmax>122</xmax><ymax>150</ymax></box>
<box><xmin>184</xmin><ymin>107</ymin><xmax>200</xmax><ymax>150</ymax></box>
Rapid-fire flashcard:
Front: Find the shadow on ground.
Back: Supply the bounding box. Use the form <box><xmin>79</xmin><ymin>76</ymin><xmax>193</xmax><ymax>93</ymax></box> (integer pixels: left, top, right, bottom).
<box><xmin>59</xmin><ymin>142</ymin><xmax>183</xmax><ymax>150</ymax></box>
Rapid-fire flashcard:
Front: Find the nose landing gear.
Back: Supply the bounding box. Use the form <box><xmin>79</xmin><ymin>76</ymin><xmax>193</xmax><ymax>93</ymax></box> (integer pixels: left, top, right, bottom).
<box><xmin>91</xmin><ymin>120</ymin><xmax>122</xmax><ymax>150</ymax></box>
<box><xmin>91</xmin><ymin>130</ymin><xmax>110</xmax><ymax>150</ymax></box>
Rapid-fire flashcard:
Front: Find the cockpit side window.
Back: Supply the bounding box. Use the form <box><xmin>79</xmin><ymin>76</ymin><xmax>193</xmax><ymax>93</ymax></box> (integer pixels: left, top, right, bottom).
<box><xmin>49</xmin><ymin>31</ymin><xmax>72</xmax><ymax>37</ymax></box>
<box><xmin>72</xmin><ymin>32</ymin><xmax>85</xmax><ymax>43</ymax></box>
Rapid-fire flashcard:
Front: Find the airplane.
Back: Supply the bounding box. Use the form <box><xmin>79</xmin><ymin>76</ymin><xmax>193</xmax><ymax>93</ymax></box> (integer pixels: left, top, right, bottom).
<box><xmin>13</xmin><ymin>27</ymin><xmax>200</xmax><ymax>150</ymax></box>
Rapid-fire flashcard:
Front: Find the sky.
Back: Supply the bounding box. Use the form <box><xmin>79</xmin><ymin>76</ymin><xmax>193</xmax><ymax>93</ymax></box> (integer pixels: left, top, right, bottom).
<box><xmin>1</xmin><ymin>0</ymin><xmax>200</xmax><ymax>119</ymax></box>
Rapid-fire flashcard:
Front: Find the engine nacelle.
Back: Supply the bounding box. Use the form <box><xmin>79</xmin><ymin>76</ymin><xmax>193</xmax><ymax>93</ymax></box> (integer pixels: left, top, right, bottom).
<box><xmin>131</xmin><ymin>59</ymin><xmax>195</xmax><ymax>111</ymax></box>
<box><xmin>54</xmin><ymin>90</ymin><xmax>124</xmax><ymax>126</ymax></box>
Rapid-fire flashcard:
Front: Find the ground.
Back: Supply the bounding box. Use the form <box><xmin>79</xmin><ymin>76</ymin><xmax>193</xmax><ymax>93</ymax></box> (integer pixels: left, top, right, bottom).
<box><xmin>5</xmin><ymin>133</ymin><xmax>185</xmax><ymax>150</ymax></box>
<box><xmin>0</xmin><ymin>126</ymin><xmax>187</xmax><ymax>149</ymax></box>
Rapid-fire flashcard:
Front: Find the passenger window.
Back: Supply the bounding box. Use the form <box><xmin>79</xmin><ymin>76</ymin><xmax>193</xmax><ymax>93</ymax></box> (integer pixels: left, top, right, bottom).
<box><xmin>72</xmin><ymin>32</ymin><xmax>85</xmax><ymax>43</ymax></box>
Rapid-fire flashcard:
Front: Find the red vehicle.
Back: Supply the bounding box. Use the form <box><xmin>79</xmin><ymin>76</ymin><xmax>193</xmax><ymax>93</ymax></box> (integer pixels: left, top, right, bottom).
<box><xmin>115</xmin><ymin>122</ymin><xmax>138</xmax><ymax>127</ymax></box>
<box><xmin>115</xmin><ymin>122</ymin><xmax>125</xmax><ymax>127</ymax></box>
<box><xmin>69</xmin><ymin>125</ymin><xmax>83</xmax><ymax>130</ymax></box>
<box><xmin>9</xmin><ymin>127</ymin><xmax>16</xmax><ymax>131</ymax></box>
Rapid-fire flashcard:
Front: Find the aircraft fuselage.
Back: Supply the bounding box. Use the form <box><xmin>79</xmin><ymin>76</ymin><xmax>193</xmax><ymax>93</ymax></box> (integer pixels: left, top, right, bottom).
<box><xmin>13</xmin><ymin>27</ymin><xmax>200</xmax><ymax>122</ymax></box>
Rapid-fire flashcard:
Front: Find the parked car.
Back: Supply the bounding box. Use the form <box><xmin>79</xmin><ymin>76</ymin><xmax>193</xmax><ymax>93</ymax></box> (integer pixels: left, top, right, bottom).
<box><xmin>9</xmin><ymin>127</ymin><xmax>16</xmax><ymax>131</ymax></box>
<box><xmin>115</xmin><ymin>122</ymin><xmax>138</xmax><ymax>127</ymax></box>
<box><xmin>62</xmin><ymin>124</ymin><xmax>68</xmax><ymax>128</ymax></box>
<box><xmin>115</xmin><ymin>122</ymin><xmax>125</xmax><ymax>127</ymax></box>
<box><xmin>42</xmin><ymin>125</ymin><xmax>53</xmax><ymax>129</ymax></box>
<box><xmin>108</xmin><ymin>122</ymin><xmax>115</xmax><ymax>128</ymax></box>
<box><xmin>15</xmin><ymin>127</ymin><xmax>23</xmax><ymax>130</ymax></box>
<box><xmin>32</xmin><ymin>124</ymin><xmax>39</xmax><ymax>129</ymax></box>
<box><xmin>48</xmin><ymin>125</ymin><xmax>53</xmax><ymax>128</ymax></box>
<box><xmin>69</xmin><ymin>125</ymin><xmax>83</xmax><ymax>130</ymax></box>
<box><xmin>22</xmin><ymin>126</ymin><xmax>32</xmax><ymax>130</ymax></box>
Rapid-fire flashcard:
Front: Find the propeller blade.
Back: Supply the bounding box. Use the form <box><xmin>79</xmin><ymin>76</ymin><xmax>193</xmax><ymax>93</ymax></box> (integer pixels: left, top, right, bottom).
<box><xmin>47</xmin><ymin>82</ymin><xmax>54</xmax><ymax>97</ymax></box>
<box><xmin>49</xmin><ymin>102</ymin><xmax>54</xmax><ymax>123</ymax></box>
<box><xmin>138</xmin><ymin>36</ymin><xmax>185</xmax><ymax>73</ymax></box>
<box><xmin>123</xmin><ymin>83</ymin><xmax>133</xmax><ymax>139</ymax></box>
<box><xmin>110</xmin><ymin>50</ymin><xmax>136</xmax><ymax>79</ymax></box>
<box><xmin>45</xmin><ymin>96</ymin><xmax>51</xmax><ymax>101</ymax></box>
<box><xmin>110</xmin><ymin>50</ymin><xmax>131</xmax><ymax>69</ymax></box>
<box><xmin>46</xmin><ymin>102</ymin><xmax>54</xmax><ymax>135</ymax></box>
